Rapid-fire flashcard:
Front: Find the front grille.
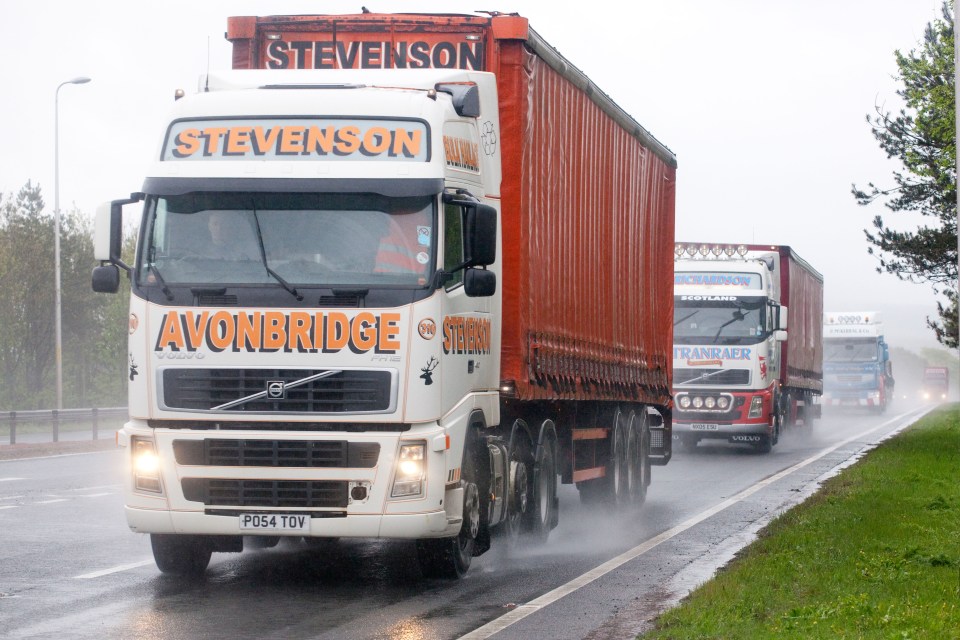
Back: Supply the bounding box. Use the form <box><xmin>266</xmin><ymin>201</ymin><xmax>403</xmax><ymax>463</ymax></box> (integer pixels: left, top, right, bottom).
<box><xmin>675</xmin><ymin>395</ymin><xmax>745</xmax><ymax>419</ymax></box>
<box><xmin>173</xmin><ymin>439</ymin><xmax>380</xmax><ymax>468</ymax></box>
<box><xmin>161</xmin><ymin>368</ymin><xmax>394</xmax><ymax>414</ymax></box>
<box><xmin>181</xmin><ymin>478</ymin><xmax>348</xmax><ymax>508</ymax></box>
<box><xmin>675</xmin><ymin>368</ymin><xmax>750</xmax><ymax>385</ymax></box>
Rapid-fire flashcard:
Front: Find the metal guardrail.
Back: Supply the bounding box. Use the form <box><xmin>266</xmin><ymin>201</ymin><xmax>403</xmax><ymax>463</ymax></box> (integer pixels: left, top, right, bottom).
<box><xmin>0</xmin><ymin>407</ymin><xmax>127</xmax><ymax>445</ymax></box>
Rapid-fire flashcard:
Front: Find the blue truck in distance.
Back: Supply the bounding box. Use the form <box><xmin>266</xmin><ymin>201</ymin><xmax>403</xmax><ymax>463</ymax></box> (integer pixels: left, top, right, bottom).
<box><xmin>822</xmin><ymin>311</ymin><xmax>894</xmax><ymax>413</ymax></box>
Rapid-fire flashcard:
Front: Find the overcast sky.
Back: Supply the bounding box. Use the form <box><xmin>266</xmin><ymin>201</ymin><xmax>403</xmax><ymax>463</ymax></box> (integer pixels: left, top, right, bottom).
<box><xmin>0</xmin><ymin>0</ymin><xmax>951</xmax><ymax>354</ymax></box>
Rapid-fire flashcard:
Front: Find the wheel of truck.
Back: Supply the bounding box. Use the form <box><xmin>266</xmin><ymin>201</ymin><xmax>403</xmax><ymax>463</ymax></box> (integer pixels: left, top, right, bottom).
<box><xmin>628</xmin><ymin>410</ymin><xmax>650</xmax><ymax>506</ymax></box>
<box><xmin>502</xmin><ymin>430</ymin><xmax>532</xmax><ymax>543</ymax></box>
<box><xmin>416</xmin><ymin>435</ymin><xmax>481</xmax><ymax>579</ymax></box>
<box><xmin>524</xmin><ymin>420</ymin><xmax>557</xmax><ymax>542</ymax></box>
<box><xmin>150</xmin><ymin>534</ymin><xmax>212</xmax><ymax>576</ymax></box>
<box><xmin>753</xmin><ymin>435</ymin><xmax>773</xmax><ymax>454</ymax></box>
<box><xmin>611</xmin><ymin>408</ymin><xmax>630</xmax><ymax>504</ymax></box>
<box><xmin>678</xmin><ymin>434</ymin><xmax>699</xmax><ymax>452</ymax></box>
<box><xmin>781</xmin><ymin>392</ymin><xmax>795</xmax><ymax>429</ymax></box>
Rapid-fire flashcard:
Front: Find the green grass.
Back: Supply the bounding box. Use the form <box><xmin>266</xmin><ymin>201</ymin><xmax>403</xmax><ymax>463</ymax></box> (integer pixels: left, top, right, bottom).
<box><xmin>642</xmin><ymin>406</ymin><xmax>960</xmax><ymax>640</ymax></box>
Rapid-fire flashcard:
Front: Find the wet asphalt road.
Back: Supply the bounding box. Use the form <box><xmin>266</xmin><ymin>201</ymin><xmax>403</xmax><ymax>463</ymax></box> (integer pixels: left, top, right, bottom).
<box><xmin>0</xmin><ymin>404</ymin><xmax>936</xmax><ymax>640</ymax></box>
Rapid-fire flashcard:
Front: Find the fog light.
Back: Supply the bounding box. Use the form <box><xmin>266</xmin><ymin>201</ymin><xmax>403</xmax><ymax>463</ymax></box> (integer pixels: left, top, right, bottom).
<box><xmin>748</xmin><ymin>396</ymin><xmax>764</xmax><ymax>419</ymax></box>
<box><xmin>132</xmin><ymin>437</ymin><xmax>162</xmax><ymax>494</ymax></box>
<box><xmin>692</xmin><ymin>397</ymin><xmax>704</xmax><ymax>409</ymax></box>
<box><xmin>704</xmin><ymin>397</ymin><xmax>716</xmax><ymax>409</ymax></box>
<box><xmin>679</xmin><ymin>395</ymin><xmax>691</xmax><ymax>409</ymax></box>
<box><xmin>391</xmin><ymin>442</ymin><xmax>426</xmax><ymax>498</ymax></box>
<box><xmin>717</xmin><ymin>396</ymin><xmax>730</xmax><ymax>410</ymax></box>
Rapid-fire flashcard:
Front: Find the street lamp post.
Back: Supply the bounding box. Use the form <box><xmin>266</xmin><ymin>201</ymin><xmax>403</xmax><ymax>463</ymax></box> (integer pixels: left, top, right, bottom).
<box><xmin>54</xmin><ymin>76</ymin><xmax>91</xmax><ymax>411</ymax></box>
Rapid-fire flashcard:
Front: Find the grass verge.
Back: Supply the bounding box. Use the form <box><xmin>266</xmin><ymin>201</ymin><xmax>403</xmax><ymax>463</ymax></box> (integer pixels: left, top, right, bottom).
<box><xmin>642</xmin><ymin>406</ymin><xmax>960</xmax><ymax>639</ymax></box>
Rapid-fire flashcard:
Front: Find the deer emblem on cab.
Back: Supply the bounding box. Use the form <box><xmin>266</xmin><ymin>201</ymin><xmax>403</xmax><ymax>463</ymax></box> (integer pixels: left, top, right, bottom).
<box><xmin>420</xmin><ymin>356</ymin><xmax>439</xmax><ymax>385</ymax></box>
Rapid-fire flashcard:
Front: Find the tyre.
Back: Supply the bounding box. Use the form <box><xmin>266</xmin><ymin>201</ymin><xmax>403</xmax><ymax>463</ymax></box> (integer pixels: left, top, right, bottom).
<box><xmin>416</xmin><ymin>430</ymin><xmax>481</xmax><ymax>579</ymax></box>
<box><xmin>610</xmin><ymin>409</ymin><xmax>629</xmax><ymax>505</ymax></box>
<box><xmin>678</xmin><ymin>434</ymin><xmax>699</xmax><ymax>452</ymax></box>
<box><xmin>497</xmin><ymin>421</ymin><xmax>536</xmax><ymax>543</ymax></box>
<box><xmin>629</xmin><ymin>410</ymin><xmax>650</xmax><ymax>506</ymax></box>
<box><xmin>150</xmin><ymin>534</ymin><xmax>212</xmax><ymax>576</ymax></box>
<box><xmin>416</xmin><ymin>480</ymin><xmax>478</xmax><ymax>579</ymax></box>
<box><xmin>753</xmin><ymin>435</ymin><xmax>773</xmax><ymax>454</ymax></box>
<box><xmin>525</xmin><ymin>422</ymin><xmax>557</xmax><ymax>542</ymax></box>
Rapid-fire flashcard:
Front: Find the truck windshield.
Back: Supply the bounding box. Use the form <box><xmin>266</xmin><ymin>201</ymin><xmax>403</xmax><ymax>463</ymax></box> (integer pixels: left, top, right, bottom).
<box><xmin>824</xmin><ymin>338</ymin><xmax>879</xmax><ymax>363</ymax></box>
<box><xmin>137</xmin><ymin>192</ymin><xmax>434</xmax><ymax>288</ymax></box>
<box><xmin>673</xmin><ymin>297</ymin><xmax>767</xmax><ymax>345</ymax></box>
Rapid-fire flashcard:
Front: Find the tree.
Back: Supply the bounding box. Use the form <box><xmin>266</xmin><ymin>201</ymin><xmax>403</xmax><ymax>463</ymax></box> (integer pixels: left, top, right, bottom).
<box><xmin>0</xmin><ymin>181</ymin><xmax>131</xmax><ymax>409</ymax></box>
<box><xmin>852</xmin><ymin>1</ymin><xmax>958</xmax><ymax>349</ymax></box>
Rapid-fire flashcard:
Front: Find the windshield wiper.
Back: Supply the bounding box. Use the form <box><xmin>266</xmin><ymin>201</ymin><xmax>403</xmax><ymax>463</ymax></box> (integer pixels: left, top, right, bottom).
<box><xmin>251</xmin><ymin>201</ymin><xmax>303</xmax><ymax>301</ymax></box>
<box><xmin>674</xmin><ymin>310</ymin><xmax>700</xmax><ymax>327</ymax></box>
<box><xmin>148</xmin><ymin>264</ymin><xmax>174</xmax><ymax>301</ymax></box>
<box><xmin>711</xmin><ymin>309</ymin><xmax>746</xmax><ymax>342</ymax></box>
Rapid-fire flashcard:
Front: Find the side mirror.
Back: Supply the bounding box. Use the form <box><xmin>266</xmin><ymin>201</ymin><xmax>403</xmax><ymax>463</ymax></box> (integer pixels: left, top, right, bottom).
<box><xmin>777</xmin><ymin>304</ymin><xmax>789</xmax><ymax>331</ymax></box>
<box><xmin>464</xmin><ymin>267</ymin><xmax>496</xmax><ymax>297</ymax></box>
<box><xmin>773</xmin><ymin>329</ymin><xmax>788</xmax><ymax>342</ymax></box>
<box><xmin>94</xmin><ymin>193</ymin><xmax>143</xmax><ymax>266</ymax></box>
<box><xmin>91</xmin><ymin>265</ymin><xmax>121</xmax><ymax>294</ymax></box>
<box><xmin>464</xmin><ymin>203</ymin><xmax>497</xmax><ymax>267</ymax></box>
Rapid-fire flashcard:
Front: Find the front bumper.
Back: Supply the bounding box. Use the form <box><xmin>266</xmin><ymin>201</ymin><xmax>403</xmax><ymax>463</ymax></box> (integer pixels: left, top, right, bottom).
<box><xmin>125</xmin><ymin>505</ymin><xmax>454</xmax><ymax>538</ymax></box>
<box><xmin>118</xmin><ymin>421</ymin><xmax>463</xmax><ymax>540</ymax></box>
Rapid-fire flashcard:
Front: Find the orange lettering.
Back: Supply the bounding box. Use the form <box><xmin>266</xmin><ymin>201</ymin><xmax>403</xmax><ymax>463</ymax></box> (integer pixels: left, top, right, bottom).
<box><xmin>394</xmin><ymin>129</ymin><xmax>421</xmax><ymax>157</ymax></box>
<box><xmin>363</xmin><ymin>127</ymin><xmax>391</xmax><ymax>155</ymax></box>
<box><xmin>225</xmin><ymin>127</ymin><xmax>252</xmax><ymax>155</ymax></box>
<box><xmin>288</xmin><ymin>312</ymin><xmax>313</xmax><ymax>351</ymax></box>
<box><xmin>208</xmin><ymin>311</ymin><xmax>235</xmax><ymax>350</ymax></box>
<box><xmin>325</xmin><ymin>313</ymin><xmax>349</xmax><ymax>351</ymax></box>
<box><xmin>251</xmin><ymin>126</ymin><xmax>281</xmax><ymax>155</ymax></box>
<box><xmin>184</xmin><ymin>312</ymin><xmax>210</xmax><ymax>350</ymax></box>
<box><xmin>279</xmin><ymin>126</ymin><xmax>305</xmax><ymax>154</ymax></box>
<box><xmin>378</xmin><ymin>313</ymin><xmax>401</xmax><ymax>352</ymax></box>
<box><xmin>263</xmin><ymin>312</ymin><xmax>286</xmax><ymax>350</ymax></box>
<box><xmin>336</xmin><ymin>126</ymin><xmax>361</xmax><ymax>154</ymax></box>
<box><xmin>305</xmin><ymin>126</ymin><xmax>335</xmax><ymax>154</ymax></box>
<box><xmin>156</xmin><ymin>311</ymin><xmax>186</xmax><ymax>349</ymax></box>
<box><xmin>173</xmin><ymin>129</ymin><xmax>201</xmax><ymax>158</ymax></box>
<box><xmin>236</xmin><ymin>312</ymin><xmax>261</xmax><ymax>350</ymax></box>
<box><xmin>352</xmin><ymin>312</ymin><xmax>377</xmax><ymax>352</ymax></box>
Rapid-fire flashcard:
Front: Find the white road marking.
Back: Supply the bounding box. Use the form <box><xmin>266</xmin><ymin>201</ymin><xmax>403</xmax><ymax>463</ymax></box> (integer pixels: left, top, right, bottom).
<box><xmin>0</xmin><ymin>495</ymin><xmax>24</xmax><ymax>501</ymax></box>
<box><xmin>33</xmin><ymin>499</ymin><xmax>68</xmax><ymax>505</ymax></box>
<box><xmin>0</xmin><ymin>477</ymin><xmax>26</xmax><ymax>482</ymax></box>
<box><xmin>73</xmin><ymin>560</ymin><xmax>155</xmax><ymax>580</ymax></box>
<box><xmin>76</xmin><ymin>493</ymin><xmax>114</xmax><ymax>498</ymax></box>
<box><xmin>0</xmin><ymin>505</ymin><xmax>18</xmax><ymax>510</ymax></box>
<box><xmin>458</xmin><ymin>408</ymin><xmax>927</xmax><ymax>640</ymax></box>
<box><xmin>64</xmin><ymin>484</ymin><xmax>122</xmax><ymax>492</ymax></box>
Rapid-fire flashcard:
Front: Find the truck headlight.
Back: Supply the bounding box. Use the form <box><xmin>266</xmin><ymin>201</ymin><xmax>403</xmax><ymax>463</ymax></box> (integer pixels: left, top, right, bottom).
<box><xmin>391</xmin><ymin>442</ymin><xmax>426</xmax><ymax>498</ymax></box>
<box><xmin>132</xmin><ymin>436</ymin><xmax>163</xmax><ymax>494</ymax></box>
<box><xmin>748</xmin><ymin>396</ymin><xmax>764</xmax><ymax>418</ymax></box>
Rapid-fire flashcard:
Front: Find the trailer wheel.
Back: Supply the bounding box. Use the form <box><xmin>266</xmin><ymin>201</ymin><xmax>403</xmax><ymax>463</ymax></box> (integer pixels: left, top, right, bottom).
<box><xmin>611</xmin><ymin>408</ymin><xmax>630</xmax><ymax>504</ymax></box>
<box><xmin>151</xmin><ymin>534</ymin><xmax>212</xmax><ymax>576</ymax></box>
<box><xmin>628</xmin><ymin>410</ymin><xmax>650</xmax><ymax>506</ymax></box>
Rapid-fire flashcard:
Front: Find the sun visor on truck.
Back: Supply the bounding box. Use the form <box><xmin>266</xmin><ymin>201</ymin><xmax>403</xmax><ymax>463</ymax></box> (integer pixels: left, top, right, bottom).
<box><xmin>141</xmin><ymin>177</ymin><xmax>444</xmax><ymax>198</ymax></box>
